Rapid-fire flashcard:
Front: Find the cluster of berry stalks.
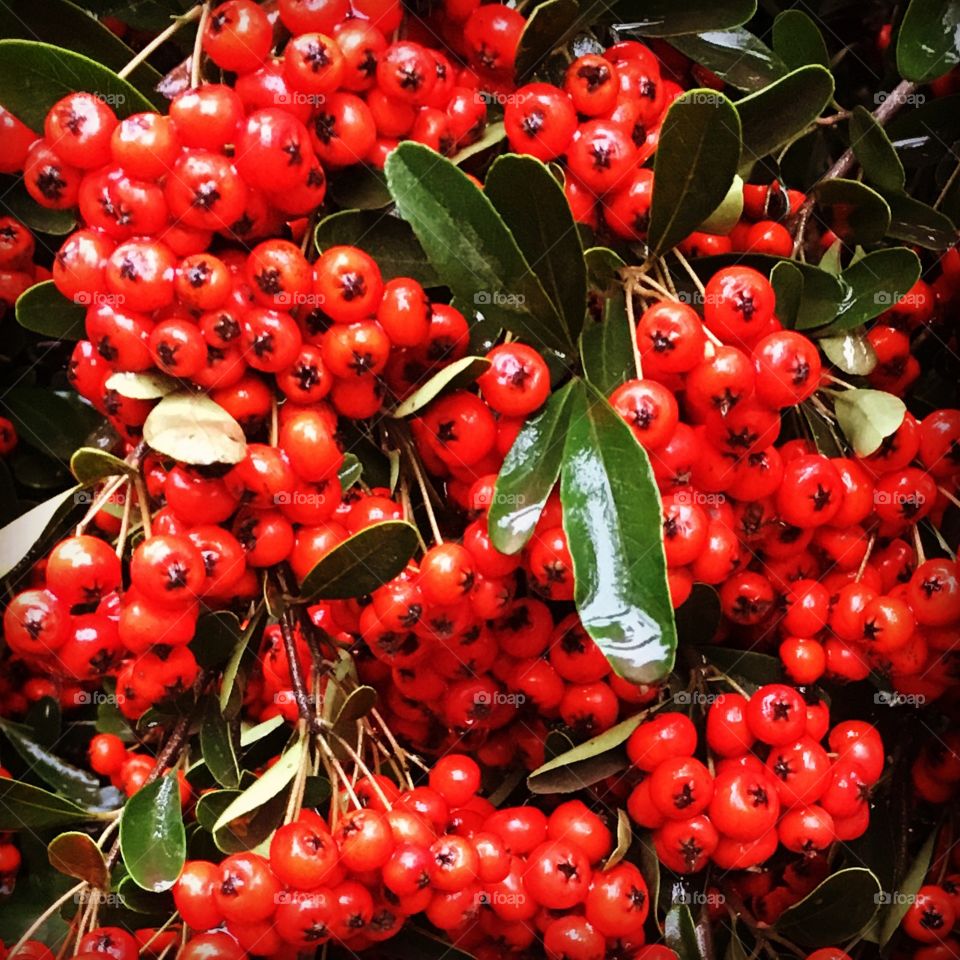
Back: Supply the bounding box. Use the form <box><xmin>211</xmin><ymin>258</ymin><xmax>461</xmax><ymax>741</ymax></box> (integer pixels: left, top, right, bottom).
<box><xmin>625</xmin><ymin>691</ymin><xmax>882</xmax><ymax>881</ymax></box>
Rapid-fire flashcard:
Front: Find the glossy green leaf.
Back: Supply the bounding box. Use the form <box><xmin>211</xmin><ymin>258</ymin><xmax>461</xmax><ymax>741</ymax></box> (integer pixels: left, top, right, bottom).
<box><xmin>514</xmin><ymin>0</ymin><xmax>603</xmax><ymax>83</ymax></box>
<box><xmin>879</xmin><ymin>830</ymin><xmax>937</xmax><ymax>945</ymax></box>
<box><xmin>0</xmin><ymin>779</ymin><xmax>91</xmax><ymax>829</ymax></box>
<box><xmin>143</xmin><ymin>392</ymin><xmax>246</xmax><ymax>465</ymax></box>
<box><xmin>338</xmin><ymin>452</ymin><xmax>363</xmax><ymax>490</ymax></box>
<box><xmin>451</xmin><ymin>120</ymin><xmax>506</xmax><ymax>165</ymax></box>
<box><xmin>104</xmin><ymin>371</ymin><xmax>178</xmax><ymax>400</ymax></box>
<box><xmin>603</xmin><ymin>809</ymin><xmax>632</xmax><ymax>870</ymax></box>
<box><xmin>897</xmin><ymin>0</ymin><xmax>960</xmax><ymax>82</ymax></box>
<box><xmin>675</xmin><ymin>584</ymin><xmax>721</xmax><ymax>646</ymax></box>
<box><xmin>699</xmin><ymin>174</ymin><xmax>744</xmax><ymax>234</ymax></box>
<box><xmin>47</xmin><ymin>831</ymin><xmax>108</xmax><ymax>888</ymax></box>
<box><xmin>884</xmin><ymin>192</ymin><xmax>958</xmax><ymax>249</ymax></box>
<box><xmin>385</xmin><ymin>142</ymin><xmax>570</xmax><ymax>353</ymax></box>
<box><xmin>527</xmin><ymin>712</ymin><xmax>650</xmax><ymax>793</ymax></box>
<box><xmin>814</xmin><ymin>178</ymin><xmax>891</xmax><ymax>245</ymax></box>
<box><xmin>70</xmin><ymin>447</ymin><xmax>135</xmax><ymax>485</ymax></box>
<box><xmin>665</xmin><ymin>903</ymin><xmax>707</xmax><ymax>960</ymax></box>
<box><xmin>770</xmin><ymin>261</ymin><xmax>803</xmax><ymax>329</ymax></box>
<box><xmin>819</xmin><ymin>331</ymin><xmax>878</xmax><ymax>375</ymax></box>
<box><xmin>2</xmin><ymin>179</ymin><xmax>76</xmax><ymax>235</ymax></box>
<box><xmin>0</xmin><ymin>0</ymin><xmax>163</xmax><ymax>104</ymax></box>
<box><xmin>819</xmin><ymin>239</ymin><xmax>844</xmax><ymax>276</ymax></box>
<box><xmin>219</xmin><ymin>604</ymin><xmax>266</xmax><ymax>713</ymax></box>
<box><xmin>2</xmin><ymin>387</ymin><xmax>102</xmax><ymax>462</ymax></box>
<box><xmin>201</xmin><ymin>701</ymin><xmax>240</xmax><ymax>789</ymax></box>
<box><xmin>561</xmin><ymin>380</ymin><xmax>676</xmax><ymax>684</ymax></box>
<box><xmin>328</xmin><ymin>165</ymin><xmax>391</xmax><ymax>210</ymax></box>
<box><xmin>0</xmin><ymin>40</ymin><xmax>155</xmax><ymax>129</ymax></box>
<box><xmin>834</xmin><ymin>388</ymin><xmax>907</xmax><ymax>456</ymax></box>
<box><xmin>670</xmin><ymin>30</ymin><xmax>786</xmax><ymax>93</ymax></box>
<box><xmin>190</xmin><ymin>612</ymin><xmax>241</xmax><ymax>669</ymax></box>
<box><xmin>0</xmin><ymin>485</ymin><xmax>79</xmax><ymax>581</ymax></box>
<box><xmin>736</xmin><ymin>65</ymin><xmax>834</xmax><ymax>172</ymax></box>
<box><xmin>580</xmin><ymin>291</ymin><xmax>636</xmax><ymax>396</ymax></box>
<box><xmin>120</xmin><ymin>774</ymin><xmax>186</xmax><ymax>892</ymax></box>
<box><xmin>701</xmin><ymin>645</ymin><xmax>783</xmax><ymax>689</ymax></box>
<box><xmin>0</xmin><ymin>719</ymin><xmax>120</xmax><ymax>811</ymax></box>
<box><xmin>585</xmin><ymin>246</ymin><xmax>626</xmax><ymax>295</ymax></box>
<box><xmin>849</xmin><ymin>106</ymin><xmax>906</xmax><ymax>192</ymax></box>
<box><xmin>15</xmin><ymin>281</ymin><xmax>84</xmax><ymax>339</ymax></box>
<box><xmin>887</xmin><ymin>94</ymin><xmax>960</xmax><ymax>168</ymax></box>
<box><xmin>608</xmin><ymin>0</ymin><xmax>756</xmax><ymax>36</ymax></box>
<box><xmin>817</xmin><ymin>247</ymin><xmax>922</xmax><ymax>335</ymax></box>
<box><xmin>314</xmin><ymin>209</ymin><xmax>439</xmax><ymax>286</ymax></box>
<box><xmin>489</xmin><ymin>379</ymin><xmax>576</xmax><ymax>555</ymax></box>
<box><xmin>769</xmin><ymin>259</ymin><xmax>846</xmax><ymax>331</ymax></box>
<box><xmin>332</xmin><ymin>685</ymin><xmax>378</xmax><ymax>744</ymax></box>
<box><xmin>771</xmin><ymin>9</ymin><xmax>829</xmax><ymax>69</ymax></box>
<box><xmin>0</xmin><ymin>833</ymin><xmax>72</xmax><ymax>945</ymax></box>
<box><xmin>300</xmin><ymin>520</ymin><xmax>420</xmax><ymax>600</ymax></box>
<box><xmin>392</xmin><ymin>356</ymin><xmax>490</xmax><ymax>418</ymax></box>
<box><xmin>776</xmin><ymin>868</ymin><xmax>881</xmax><ymax>947</ymax></box>
<box><xmin>649</xmin><ymin>89</ymin><xmax>741</xmax><ymax>257</ymax></box>
<box><xmin>485</xmin><ymin>153</ymin><xmax>586</xmax><ymax>341</ymax></box>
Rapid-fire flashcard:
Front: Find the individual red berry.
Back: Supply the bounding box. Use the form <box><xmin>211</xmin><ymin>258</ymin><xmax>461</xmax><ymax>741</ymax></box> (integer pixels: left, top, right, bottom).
<box><xmin>203</xmin><ymin>0</ymin><xmax>273</xmax><ymax>73</ymax></box>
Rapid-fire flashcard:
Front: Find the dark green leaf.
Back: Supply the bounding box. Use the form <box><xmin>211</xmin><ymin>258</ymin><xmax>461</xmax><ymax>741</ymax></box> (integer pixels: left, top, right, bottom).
<box><xmin>736</xmin><ymin>65</ymin><xmax>834</xmax><ymax>172</ymax></box>
<box><xmin>120</xmin><ymin>774</ymin><xmax>186</xmax><ymax>892</ymax></box>
<box><xmin>770</xmin><ymin>260</ymin><xmax>803</xmax><ymax>329</ymax></box>
<box><xmin>13</xmin><ymin>448</ymin><xmax>72</xmax><ymax>491</ymax></box>
<box><xmin>0</xmin><ymin>719</ymin><xmax>120</xmax><ymax>810</ymax></box>
<box><xmin>585</xmin><ymin>246</ymin><xmax>626</xmax><ymax>295</ymax></box>
<box><xmin>879</xmin><ymin>830</ymin><xmax>937</xmax><ymax>945</ymax></box>
<box><xmin>515</xmin><ymin>0</ymin><xmax>590</xmax><ymax>83</ymax></box>
<box><xmin>200</xmin><ymin>701</ymin><xmax>241</xmax><ymax>789</ymax></box>
<box><xmin>450</xmin><ymin>120</ymin><xmax>506</xmax><ymax>165</ymax></box>
<box><xmin>609</xmin><ymin>0</ymin><xmax>756</xmax><ymax>36</ymax></box>
<box><xmin>527</xmin><ymin>712</ymin><xmax>650</xmax><ymax>793</ymax></box>
<box><xmin>25</xmin><ymin>697</ymin><xmax>61</xmax><ymax>748</ymax></box>
<box><xmin>888</xmin><ymin>94</ymin><xmax>960</xmax><ymax>168</ymax></box>
<box><xmin>15</xmin><ymin>280</ymin><xmax>84</xmax><ymax>339</ymax></box>
<box><xmin>665</xmin><ymin>904</ymin><xmax>707</xmax><ymax>960</ymax></box>
<box><xmin>0</xmin><ymin>40</ymin><xmax>155</xmax><ymax>129</ymax></box>
<box><xmin>384</xmin><ymin>142</ymin><xmax>570</xmax><ymax>353</ymax></box>
<box><xmin>48</xmin><ymin>831</ymin><xmax>108</xmax><ymax>887</ymax></box>
<box><xmin>819</xmin><ymin>331</ymin><xmax>878</xmax><ymax>375</ymax></box>
<box><xmin>803</xmin><ymin>403</ymin><xmax>845</xmax><ymax>458</ymax></box>
<box><xmin>561</xmin><ymin>381</ymin><xmax>676</xmax><ymax>684</ymax></box>
<box><xmin>70</xmin><ymin>447</ymin><xmax>135</xmax><ymax>485</ymax></box>
<box><xmin>332</xmin><ymin>685</ymin><xmax>378</xmax><ymax>743</ymax></box>
<box><xmin>775</xmin><ymin>868</ymin><xmax>881</xmax><ymax>947</ymax></box>
<box><xmin>675</xmin><ymin>584</ymin><xmax>721</xmax><ymax>646</ymax></box>
<box><xmin>489</xmin><ymin>379</ymin><xmax>576</xmax><ymax>555</ymax></box>
<box><xmin>0</xmin><ymin>0</ymin><xmax>163</xmax><ymax>104</ymax></box>
<box><xmin>780</xmin><ymin>263</ymin><xmax>847</xmax><ymax>331</ymax></box>
<box><xmin>0</xmin><ymin>485</ymin><xmax>80</xmax><ymax>581</ymax></box>
<box><xmin>884</xmin><ymin>192</ymin><xmax>958</xmax><ymax>249</ymax></box>
<box><xmin>897</xmin><ymin>0</ymin><xmax>960</xmax><ymax>82</ymax></box>
<box><xmin>817</xmin><ymin>247</ymin><xmax>922</xmax><ymax>335</ymax></box>
<box><xmin>834</xmin><ymin>388</ymin><xmax>907</xmax><ymax>456</ymax></box>
<box><xmin>2</xmin><ymin>387</ymin><xmax>102</xmax><ymax>462</ymax></box>
<box><xmin>579</xmin><ymin>291</ymin><xmax>636</xmax><ymax>396</ymax></box>
<box><xmin>485</xmin><ymin>153</ymin><xmax>587</xmax><ymax>341</ymax></box>
<box><xmin>392</xmin><ymin>356</ymin><xmax>490</xmax><ymax>418</ymax></box>
<box><xmin>819</xmin><ymin>239</ymin><xmax>844</xmax><ymax>276</ymax></box>
<box><xmin>338</xmin><ymin>453</ymin><xmax>363</xmax><ymax>490</ymax></box>
<box><xmin>314</xmin><ymin>210</ymin><xmax>439</xmax><ymax>286</ymax></box>
<box><xmin>143</xmin><ymin>392</ymin><xmax>246</xmax><ymax>465</ymax></box>
<box><xmin>603</xmin><ymin>809</ymin><xmax>632</xmax><ymax>869</ymax></box>
<box><xmin>2</xmin><ymin>179</ymin><xmax>76</xmax><ymax>235</ymax></box>
<box><xmin>771</xmin><ymin>9</ymin><xmax>829</xmax><ymax>69</ymax></box>
<box><xmin>649</xmin><ymin>89</ymin><xmax>742</xmax><ymax>256</ymax></box>
<box><xmin>116</xmin><ymin>875</ymin><xmax>175</xmax><ymax>916</ymax></box>
<box><xmin>0</xmin><ymin>778</ymin><xmax>91</xmax><ymax>829</ymax></box>
<box><xmin>849</xmin><ymin>106</ymin><xmax>906</xmax><ymax>192</ymax></box>
<box><xmin>328</xmin><ymin>165</ymin><xmax>391</xmax><ymax>210</ymax></box>
<box><xmin>299</xmin><ymin>520</ymin><xmax>419</xmax><ymax>600</ymax></box>
<box><xmin>701</xmin><ymin>645</ymin><xmax>783</xmax><ymax>688</ymax></box>
<box><xmin>814</xmin><ymin>178</ymin><xmax>891</xmax><ymax>245</ymax></box>
<box><xmin>191</xmin><ymin>612</ymin><xmax>241</xmax><ymax>669</ymax></box>
<box><xmin>219</xmin><ymin>604</ymin><xmax>265</xmax><ymax>712</ymax></box>
<box><xmin>0</xmin><ymin>833</ymin><xmax>72</xmax><ymax>945</ymax></box>
<box><xmin>385</xmin><ymin>926</ymin><xmax>478</xmax><ymax>960</ymax></box>
<box><xmin>669</xmin><ymin>30</ymin><xmax>787</xmax><ymax>93</ymax></box>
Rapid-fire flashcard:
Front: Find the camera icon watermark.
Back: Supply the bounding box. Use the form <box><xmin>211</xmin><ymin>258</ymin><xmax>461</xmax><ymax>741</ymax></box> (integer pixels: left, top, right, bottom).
<box><xmin>673</xmin><ymin>691</ymin><xmax>719</xmax><ymax>706</ymax></box>
<box><xmin>874</xmin><ymin>90</ymin><xmax>926</xmax><ymax>106</ymax></box>
<box><xmin>74</xmin><ymin>690</ymin><xmax>119</xmax><ymax>706</ymax></box>
<box><xmin>874</xmin><ymin>691</ymin><xmax>926</xmax><ymax>707</ymax></box>
<box><xmin>876</xmin><ymin>890</ymin><xmax>919</xmax><ymax>905</ymax></box>
<box><xmin>474</xmin><ymin>291</ymin><xmax>526</xmax><ymax>308</ymax></box>
<box><xmin>74</xmin><ymin>291</ymin><xmax>126</xmax><ymax>307</ymax></box>
<box><xmin>474</xmin><ymin>691</ymin><xmax>525</xmax><ymax>707</ymax></box>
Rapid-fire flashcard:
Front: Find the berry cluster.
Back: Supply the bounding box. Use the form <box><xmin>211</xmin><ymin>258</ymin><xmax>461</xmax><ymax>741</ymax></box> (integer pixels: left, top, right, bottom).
<box><xmin>0</xmin><ymin>213</ymin><xmax>47</xmax><ymax>323</ymax></box>
<box><xmin>626</xmin><ymin>689</ymin><xmax>884</xmax><ymax>871</ymax></box>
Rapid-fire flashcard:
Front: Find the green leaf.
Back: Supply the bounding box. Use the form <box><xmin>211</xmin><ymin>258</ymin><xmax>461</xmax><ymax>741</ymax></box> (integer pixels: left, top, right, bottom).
<box><xmin>489</xmin><ymin>379</ymin><xmax>576</xmax><ymax>555</ymax></box>
<box><xmin>608</xmin><ymin>0</ymin><xmax>756</xmax><ymax>36</ymax></box>
<box><xmin>485</xmin><ymin>153</ymin><xmax>587</xmax><ymax>341</ymax></box>
<box><xmin>0</xmin><ymin>0</ymin><xmax>163</xmax><ymax>104</ymax></box>
<box><xmin>585</xmin><ymin>246</ymin><xmax>626</xmax><ymax>295</ymax></box>
<box><xmin>580</xmin><ymin>291</ymin><xmax>636</xmax><ymax>396</ymax></box>
<box><xmin>736</xmin><ymin>65</ymin><xmax>834</xmax><ymax>172</ymax></box>
<box><xmin>219</xmin><ymin>605</ymin><xmax>265</xmax><ymax>713</ymax></box>
<box><xmin>771</xmin><ymin>9</ymin><xmax>829</xmax><ymax>69</ymax></box>
<box><xmin>514</xmin><ymin>0</ymin><xmax>589</xmax><ymax>83</ymax></box>
<box><xmin>70</xmin><ymin>447</ymin><xmax>135</xmax><ymax>485</ymax></box>
<box><xmin>0</xmin><ymin>719</ymin><xmax>120</xmax><ymax>811</ymax></box>
<box><xmin>0</xmin><ymin>485</ymin><xmax>79</xmax><ymax>581</ymax></box>
<box><xmin>120</xmin><ymin>774</ymin><xmax>186</xmax><ymax>892</ymax></box>
<box><xmin>299</xmin><ymin>520</ymin><xmax>420</xmax><ymax>600</ymax></box>
<box><xmin>770</xmin><ymin>261</ymin><xmax>803</xmax><ymax>329</ymax></box>
<box><xmin>104</xmin><ymin>371</ymin><xmax>178</xmax><ymax>400</ymax></box>
<box><xmin>897</xmin><ymin>0</ymin><xmax>960</xmax><ymax>82</ymax></box>
<box><xmin>884</xmin><ymin>192</ymin><xmax>958</xmax><ymax>249</ymax></box>
<box><xmin>603</xmin><ymin>809</ymin><xmax>632</xmax><ymax>870</ymax></box>
<box><xmin>48</xmin><ymin>831</ymin><xmax>108</xmax><ymax>888</ymax></box>
<box><xmin>819</xmin><ymin>239</ymin><xmax>844</xmax><ymax>276</ymax></box>
<box><xmin>834</xmin><ymin>388</ymin><xmax>907</xmax><ymax>457</ymax></box>
<box><xmin>0</xmin><ymin>833</ymin><xmax>72</xmax><ymax>945</ymax></box>
<box><xmin>813</xmin><ymin>178</ymin><xmax>891</xmax><ymax>245</ymax></box>
<box><xmin>0</xmin><ymin>778</ymin><xmax>91</xmax><ymax>829</ymax></box>
<box><xmin>2</xmin><ymin>179</ymin><xmax>76</xmax><ymax>235</ymax></box>
<box><xmin>819</xmin><ymin>331</ymin><xmax>878</xmax><ymax>376</ymax></box>
<box><xmin>665</xmin><ymin>903</ymin><xmax>706</xmax><ymax>960</ymax></box>
<box><xmin>451</xmin><ymin>120</ymin><xmax>506</xmax><ymax>165</ymax></box>
<box><xmin>561</xmin><ymin>380</ymin><xmax>676</xmax><ymax>684</ymax></box>
<box><xmin>0</xmin><ymin>40</ymin><xmax>155</xmax><ymax>130</ymax></box>
<box><xmin>701</xmin><ymin>645</ymin><xmax>784</xmax><ymax>689</ymax></box>
<box><xmin>328</xmin><ymin>165</ymin><xmax>391</xmax><ymax>210</ymax></box>
<box><xmin>392</xmin><ymin>356</ymin><xmax>490</xmax><ymax>418</ymax></box>
<box><xmin>817</xmin><ymin>247</ymin><xmax>922</xmax><ymax>335</ymax></box>
<box><xmin>143</xmin><ymin>392</ymin><xmax>246</xmax><ymax>465</ymax></box>
<box><xmin>15</xmin><ymin>281</ymin><xmax>85</xmax><ymax>339</ymax></box>
<box><xmin>338</xmin><ymin>452</ymin><xmax>363</xmax><ymax>490</ymax></box>
<box><xmin>699</xmin><ymin>174</ymin><xmax>744</xmax><ymax>234</ymax></box>
<box><xmin>775</xmin><ymin>868</ymin><xmax>881</xmax><ymax>948</ymax></box>
<box><xmin>770</xmin><ymin>257</ymin><xmax>846</xmax><ymax>331</ymax></box>
<box><xmin>332</xmin><ymin>685</ymin><xmax>378</xmax><ymax>742</ymax></box>
<box><xmin>879</xmin><ymin>830</ymin><xmax>937</xmax><ymax>945</ymax></box>
<box><xmin>2</xmin><ymin>387</ymin><xmax>102</xmax><ymax>462</ymax></box>
<box><xmin>200</xmin><ymin>700</ymin><xmax>241</xmax><ymax>789</ymax></box>
<box><xmin>675</xmin><ymin>584</ymin><xmax>721</xmax><ymax>646</ymax></box>
<box><xmin>649</xmin><ymin>89</ymin><xmax>741</xmax><ymax>257</ymax></box>
<box><xmin>213</xmin><ymin>737</ymin><xmax>304</xmax><ymax>834</ymax></box>
<box><xmin>190</xmin><ymin>612</ymin><xmax>241</xmax><ymax>669</ymax></box>
<box><xmin>314</xmin><ymin>210</ymin><xmax>439</xmax><ymax>286</ymax></box>
<box><xmin>384</xmin><ymin>142</ymin><xmax>570</xmax><ymax>353</ymax></box>
<box><xmin>726</xmin><ymin>923</ymin><xmax>749</xmax><ymax>960</ymax></box>
<box><xmin>887</xmin><ymin>94</ymin><xmax>960</xmax><ymax>167</ymax></box>
<box><xmin>849</xmin><ymin>106</ymin><xmax>906</xmax><ymax>193</ymax></box>
<box><xmin>669</xmin><ymin>30</ymin><xmax>787</xmax><ymax>93</ymax></box>
<box><xmin>527</xmin><ymin>712</ymin><xmax>650</xmax><ymax>793</ymax></box>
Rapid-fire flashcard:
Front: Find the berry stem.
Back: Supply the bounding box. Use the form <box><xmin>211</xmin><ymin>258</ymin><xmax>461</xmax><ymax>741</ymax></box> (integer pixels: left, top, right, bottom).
<box><xmin>114</xmin><ymin>479</ymin><xmax>133</xmax><ymax>559</ymax></box>
<box><xmin>856</xmin><ymin>533</ymin><xmax>876</xmax><ymax>582</ymax></box>
<box><xmin>191</xmin><ymin>1</ymin><xmax>211</xmax><ymax>89</ymax></box>
<box><xmin>623</xmin><ymin>280</ymin><xmax>643</xmax><ymax>380</ymax></box>
<box><xmin>117</xmin><ymin>5</ymin><xmax>202</xmax><ymax>79</ymax></box>
<box><xmin>134</xmin><ymin>472</ymin><xmax>153</xmax><ymax>540</ymax></box>
<box><xmin>912</xmin><ymin>522</ymin><xmax>926</xmax><ymax>564</ymax></box>
<box><xmin>405</xmin><ymin>445</ymin><xmax>444</xmax><ymax>545</ymax></box>
<box><xmin>10</xmin><ymin>882</ymin><xmax>87</xmax><ymax>955</ymax></box>
<box><xmin>671</xmin><ymin>247</ymin><xmax>706</xmax><ymax>298</ymax></box>
<box><xmin>824</xmin><ymin>373</ymin><xmax>857</xmax><ymax>390</ymax></box>
<box><xmin>76</xmin><ymin>474</ymin><xmax>128</xmax><ymax>536</ymax></box>
<box><xmin>938</xmin><ymin>485</ymin><xmax>960</xmax><ymax>510</ymax></box>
